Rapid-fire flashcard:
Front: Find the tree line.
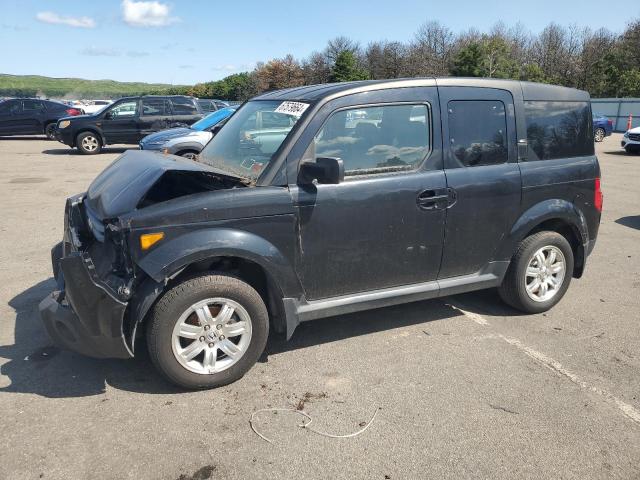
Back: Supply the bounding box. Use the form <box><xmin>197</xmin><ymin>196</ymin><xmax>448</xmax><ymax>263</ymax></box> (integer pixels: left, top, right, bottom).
<box><xmin>180</xmin><ymin>18</ymin><xmax>640</xmax><ymax>101</ymax></box>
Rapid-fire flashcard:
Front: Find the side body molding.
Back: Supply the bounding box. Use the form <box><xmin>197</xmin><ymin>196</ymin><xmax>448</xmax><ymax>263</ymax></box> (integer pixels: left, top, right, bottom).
<box><xmin>135</xmin><ymin>227</ymin><xmax>303</xmax><ymax>298</ymax></box>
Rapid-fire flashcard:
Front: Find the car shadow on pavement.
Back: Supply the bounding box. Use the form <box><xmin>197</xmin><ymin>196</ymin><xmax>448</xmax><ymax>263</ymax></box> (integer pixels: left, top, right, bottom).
<box><xmin>264</xmin><ymin>298</ymin><xmax>463</xmax><ymax>357</ymax></box>
<box><xmin>1</xmin><ymin>279</ymin><xmax>513</xmax><ymax>398</ymax></box>
<box><xmin>0</xmin><ymin>278</ymin><xmax>180</xmax><ymax>398</ymax></box>
<box><xmin>42</xmin><ymin>147</ymin><xmax>130</xmax><ymax>155</ymax></box>
<box><xmin>0</xmin><ymin>136</ymin><xmax>48</xmax><ymax>140</ymax></box>
<box><xmin>615</xmin><ymin>215</ymin><xmax>640</xmax><ymax>230</ymax></box>
<box><xmin>604</xmin><ymin>150</ymin><xmax>638</xmax><ymax>156</ymax></box>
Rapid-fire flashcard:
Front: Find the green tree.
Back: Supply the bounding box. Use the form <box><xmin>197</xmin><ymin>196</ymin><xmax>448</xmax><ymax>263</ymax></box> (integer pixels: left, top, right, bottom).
<box><xmin>330</xmin><ymin>51</ymin><xmax>368</xmax><ymax>82</ymax></box>
<box><xmin>451</xmin><ymin>42</ymin><xmax>483</xmax><ymax>77</ymax></box>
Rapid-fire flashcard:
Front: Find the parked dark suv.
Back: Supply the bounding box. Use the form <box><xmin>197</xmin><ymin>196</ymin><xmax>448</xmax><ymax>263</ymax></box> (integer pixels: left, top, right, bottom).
<box><xmin>0</xmin><ymin>98</ymin><xmax>82</xmax><ymax>139</ymax></box>
<box><xmin>55</xmin><ymin>95</ymin><xmax>203</xmax><ymax>154</ymax></box>
<box><xmin>40</xmin><ymin>79</ymin><xmax>602</xmax><ymax>389</ymax></box>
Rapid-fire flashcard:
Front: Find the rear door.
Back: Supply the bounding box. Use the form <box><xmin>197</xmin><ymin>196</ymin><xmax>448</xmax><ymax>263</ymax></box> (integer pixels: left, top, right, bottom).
<box><xmin>139</xmin><ymin>98</ymin><xmax>171</xmax><ymax>139</ymax></box>
<box><xmin>437</xmin><ymin>86</ymin><xmax>521</xmax><ymax>279</ymax></box>
<box><xmin>21</xmin><ymin>99</ymin><xmax>47</xmax><ymax>134</ymax></box>
<box><xmin>168</xmin><ymin>97</ymin><xmax>201</xmax><ymax>127</ymax></box>
<box><xmin>288</xmin><ymin>87</ymin><xmax>447</xmax><ymax>300</ymax></box>
<box><xmin>101</xmin><ymin>100</ymin><xmax>140</xmax><ymax>144</ymax></box>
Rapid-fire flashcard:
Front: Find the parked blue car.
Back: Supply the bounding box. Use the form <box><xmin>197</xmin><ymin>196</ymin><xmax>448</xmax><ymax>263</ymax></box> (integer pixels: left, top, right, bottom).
<box><xmin>593</xmin><ymin>113</ymin><xmax>613</xmax><ymax>142</ymax></box>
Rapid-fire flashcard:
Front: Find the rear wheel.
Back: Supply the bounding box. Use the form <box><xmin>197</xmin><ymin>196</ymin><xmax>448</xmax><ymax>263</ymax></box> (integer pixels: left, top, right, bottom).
<box><xmin>594</xmin><ymin>127</ymin><xmax>606</xmax><ymax>142</ymax></box>
<box><xmin>498</xmin><ymin>231</ymin><xmax>574</xmax><ymax>313</ymax></box>
<box><xmin>76</xmin><ymin>131</ymin><xmax>102</xmax><ymax>155</ymax></box>
<box><xmin>44</xmin><ymin>123</ymin><xmax>56</xmax><ymax>140</ymax></box>
<box><xmin>146</xmin><ymin>274</ymin><xmax>269</xmax><ymax>389</ymax></box>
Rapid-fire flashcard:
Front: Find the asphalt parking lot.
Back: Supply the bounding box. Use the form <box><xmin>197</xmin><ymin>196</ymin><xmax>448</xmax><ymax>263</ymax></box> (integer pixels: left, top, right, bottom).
<box><xmin>0</xmin><ymin>134</ymin><xmax>639</xmax><ymax>480</ymax></box>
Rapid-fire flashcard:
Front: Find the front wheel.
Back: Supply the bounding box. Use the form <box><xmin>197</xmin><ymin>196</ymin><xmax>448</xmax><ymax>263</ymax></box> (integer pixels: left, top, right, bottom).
<box><xmin>498</xmin><ymin>231</ymin><xmax>574</xmax><ymax>313</ymax></box>
<box><xmin>594</xmin><ymin>127</ymin><xmax>606</xmax><ymax>142</ymax></box>
<box><xmin>146</xmin><ymin>274</ymin><xmax>269</xmax><ymax>389</ymax></box>
<box><xmin>76</xmin><ymin>131</ymin><xmax>102</xmax><ymax>155</ymax></box>
<box><xmin>177</xmin><ymin>150</ymin><xmax>199</xmax><ymax>160</ymax></box>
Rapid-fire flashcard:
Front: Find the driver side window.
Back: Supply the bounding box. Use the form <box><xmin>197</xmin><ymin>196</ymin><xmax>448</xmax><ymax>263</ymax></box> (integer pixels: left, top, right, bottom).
<box><xmin>307</xmin><ymin>103</ymin><xmax>432</xmax><ymax>177</ymax></box>
<box><xmin>108</xmin><ymin>101</ymin><xmax>138</xmax><ymax>118</ymax></box>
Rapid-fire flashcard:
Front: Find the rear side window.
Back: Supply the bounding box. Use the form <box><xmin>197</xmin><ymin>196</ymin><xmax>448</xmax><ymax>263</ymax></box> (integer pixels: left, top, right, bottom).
<box><xmin>142</xmin><ymin>98</ymin><xmax>169</xmax><ymax>116</ymax></box>
<box><xmin>311</xmin><ymin>103</ymin><xmax>431</xmax><ymax>177</ymax></box>
<box><xmin>524</xmin><ymin>101</ymin><xmax>593</xmax><ymax>161</ymax></box>
<box><xmin>448</xmin><ymin>100</ymin><xmax>508</xmax><ymax>167</ymax></box>
<box><xmin>22</xmin><ymin>100</ymin><xmax>45</xmax><ymax>112</ymax></box>
<box><xmin>170</xmin><ymin>98</ymin><xmax>198</xmax><ymax>115</ymax></box>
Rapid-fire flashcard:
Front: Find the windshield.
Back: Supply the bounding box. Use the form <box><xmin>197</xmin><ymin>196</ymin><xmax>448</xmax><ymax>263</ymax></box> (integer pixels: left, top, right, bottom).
<box><xmin>198</xmin><ymin>100</ymin><xmax>308</xmax><ymax>181</ymax></box>
<box><xmin>191</xmin><ymin>107</ymin><xmax>235</xmax><ymax>131</ymax></box>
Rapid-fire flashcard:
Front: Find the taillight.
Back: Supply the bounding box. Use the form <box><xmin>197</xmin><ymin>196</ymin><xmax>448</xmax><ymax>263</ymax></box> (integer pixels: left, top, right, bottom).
<box><xmin>65</xmin><ymin>108</ymin><xmax>81</xmax><ymax>116</ymax></box>
<box><xmin>607</xmin><ymin>119</ymin><xmax>613</xmax><ymax>127</ymax></box>
<box><xmin>594</xmin><ymin>177</ymin><xmax>603</xmax><ymax>212</ymax></box>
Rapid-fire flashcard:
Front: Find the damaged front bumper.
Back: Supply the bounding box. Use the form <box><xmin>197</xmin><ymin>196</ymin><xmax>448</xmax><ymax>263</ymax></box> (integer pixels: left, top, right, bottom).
<box><xmin>39</xmin><ymin>198</ymin><xmax>134</xmax><ymax>359</ymax></box>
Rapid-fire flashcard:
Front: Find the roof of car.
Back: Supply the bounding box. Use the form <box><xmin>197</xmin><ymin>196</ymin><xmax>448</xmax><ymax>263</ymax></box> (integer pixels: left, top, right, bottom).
<box><xmin>253</xmin><ymin>78</ymin><xmax>590</xmax><ymax>103</ymax></box>
<box><xmin>116</xmin><ymin>95</ymin><xmax>196</xmax><ymax>101</ymax></box>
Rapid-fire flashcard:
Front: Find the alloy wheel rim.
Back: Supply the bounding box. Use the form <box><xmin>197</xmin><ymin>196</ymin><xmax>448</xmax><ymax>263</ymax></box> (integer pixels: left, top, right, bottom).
<box><xmin>171</xmin><ymin>298</ymin><xmax>252</xmax><ymax>375</ymax></box>
<box><xmin>595</xmin><ymin>129</ymin><xmax>604</xmax><ymax>142</ymax></box>
<box><xmin>81</xmin><ymin>136</ymin><xmax>98</xmax><ymax>151</ymax></box>
<box><xmin>524</xmin><ymin>245</ymin><xmax>566</xmax><ymax>302</ymax></box>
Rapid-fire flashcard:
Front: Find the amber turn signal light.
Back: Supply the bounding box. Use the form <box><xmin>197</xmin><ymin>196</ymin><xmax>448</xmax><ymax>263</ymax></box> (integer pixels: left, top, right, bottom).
<box><xmin>140</xmin><ymin>232</ymin><xmax>164</xmax><ymax>250</ymax></box>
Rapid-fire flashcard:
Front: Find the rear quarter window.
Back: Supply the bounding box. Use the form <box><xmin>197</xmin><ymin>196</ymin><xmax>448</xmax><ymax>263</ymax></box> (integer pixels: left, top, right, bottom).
<box><xmin>170</xmin><ymin>98</ymin><xmax>199</xmax><ymax>115</ymax></box>
<box><xmin>524</xmin><ymin>101</ymin><xmax>593</xmax><ymax>161</ymax></box>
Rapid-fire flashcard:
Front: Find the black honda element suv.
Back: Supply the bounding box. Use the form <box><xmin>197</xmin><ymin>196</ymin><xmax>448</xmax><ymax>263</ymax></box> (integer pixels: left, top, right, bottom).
<box><xmin>40</xmin><ymin>78</ymin><xmax>602</xmax><ymax>389</ymax></box>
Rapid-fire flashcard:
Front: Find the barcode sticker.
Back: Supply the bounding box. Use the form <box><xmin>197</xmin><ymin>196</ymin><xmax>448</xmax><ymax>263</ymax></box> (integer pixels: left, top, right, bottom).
<box><xmin>274</xmin><ymin>101</ymin><xmax>309</xmax><ymax>117</ymax></box>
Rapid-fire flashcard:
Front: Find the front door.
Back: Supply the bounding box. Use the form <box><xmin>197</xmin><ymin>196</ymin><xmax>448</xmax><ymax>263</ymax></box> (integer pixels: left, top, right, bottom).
<box><xmin>100</xmin><ymin>100</ymin><xmax>140</xmax><ymax>144</ymax></box>
<box><xmin>288</xmin><ymin>88</ymin><xmax>447</xmax><ymax>300</ymax></box>
<box><xmin>437</xmin><ymin>86</ymin><xmax>521</xmax><ymax>279</ymax></box>
<box><xmin>0</xmin><ymin>100</ymin><xmax>22</xmax><ymax>135</ymax></box>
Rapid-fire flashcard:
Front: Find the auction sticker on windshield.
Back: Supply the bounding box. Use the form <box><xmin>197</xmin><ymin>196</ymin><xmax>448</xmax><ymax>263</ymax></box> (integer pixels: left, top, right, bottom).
<box><xmin>274</xmin><ymin>101</ymin><xmax>309</xmax><ymax>117</ymax></box>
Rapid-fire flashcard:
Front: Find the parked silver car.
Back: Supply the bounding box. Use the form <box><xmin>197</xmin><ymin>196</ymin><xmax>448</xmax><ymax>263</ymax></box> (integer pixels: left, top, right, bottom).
<box><xmin>139</xmin><ymin>107</ymin><xmax>235</xmax><ymax>158</ymax></box>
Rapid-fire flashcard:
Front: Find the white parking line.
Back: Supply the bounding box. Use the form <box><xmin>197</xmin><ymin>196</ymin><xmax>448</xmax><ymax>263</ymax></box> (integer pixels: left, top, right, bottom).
<box><xmin>451</xmin><ymin>303</ymin><xmax>640</xmax><ymax>426</ymax></box>
<box><xmin>447</xmin><ymin>303</ymin><xmax>490</xmax><ymax>325</ymax></box>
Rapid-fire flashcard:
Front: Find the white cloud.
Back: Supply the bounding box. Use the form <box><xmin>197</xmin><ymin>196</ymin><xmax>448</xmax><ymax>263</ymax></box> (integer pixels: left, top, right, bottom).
<box><xmin>80</xmin><ymin>46</ymin><xmax>121</xmax><ymax>57</ymax></box>
<box><xmin>36</xmin><ymin>11</ymin><xmax>95</xmax><ymax>28</ymax></box>
<box><xmin>121</xmin><ymin>0</ymin><xmax>178</xmax><ymax>27</ymax></box>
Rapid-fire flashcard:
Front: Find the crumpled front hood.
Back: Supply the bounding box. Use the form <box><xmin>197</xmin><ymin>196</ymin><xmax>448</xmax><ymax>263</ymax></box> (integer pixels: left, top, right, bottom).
<box><xmin>85</xmin><ymin>150</ymin><xmax>234</xmax><ymax>219</ymax></box>
<box><xmin>140</xmin><ymin>127</ymin><xmax>192</xmax><ymax>145</ymax></box>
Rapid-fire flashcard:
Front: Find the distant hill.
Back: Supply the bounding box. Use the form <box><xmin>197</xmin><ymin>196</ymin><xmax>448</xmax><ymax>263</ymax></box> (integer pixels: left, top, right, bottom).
<box><xmin>0</xmin><ymin>74</ymin><xmax>188</xmax><ymax>99</ymax></box>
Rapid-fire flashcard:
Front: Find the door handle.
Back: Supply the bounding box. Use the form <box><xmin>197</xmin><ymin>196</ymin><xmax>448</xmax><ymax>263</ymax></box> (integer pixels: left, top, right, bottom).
<box><xmin>417</xmin><ymin>188</ymin><xmax>456</xmax><ymax>210</ymax></box>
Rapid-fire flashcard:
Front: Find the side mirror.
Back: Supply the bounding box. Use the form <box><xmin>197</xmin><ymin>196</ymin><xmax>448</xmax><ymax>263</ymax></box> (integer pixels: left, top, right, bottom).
<box><xmin>104</xmin><ymin>111</ymin><xmax>114</xmax><ymax>120</ymax></box>
<box><xmin>298</xmin><ymin>157</ymin><xmax>344</xmax><ymax>185</ymax></box>
<box><xmin>210</xmin><ymin>124</ymin><xmax>223</xmax><ymax>135</ymax></box>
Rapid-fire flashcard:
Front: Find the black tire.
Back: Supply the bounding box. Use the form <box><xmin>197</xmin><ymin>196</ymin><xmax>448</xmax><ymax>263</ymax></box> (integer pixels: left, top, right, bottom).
<box><xmin>498</xmin><ymin>231</ymin><xmax>574</xmax><ymax>314</ymax></box>
<box><xmin>146</xmin><ymin>273</ymin><xmax>269</xmax><ymax>389</ymax></box>
<box><xmin>625</xmin><ymin>146</ymin><xmax>640</xmax><ymax>155</ymax></box>
<box><xmin>594</xmin><ymin>127</ymin><xmax>606</xmax><ymax>142</ymax></box>
<box><xmin>44</xmin><ymin>123</ymin><xmax>56</xmax><ymax>140</ymax></box>
<box><xmin>177</xmin><ymin>150</ymin><xmax>199</xmax><ymax>160</ymax></box>
<box><xmin>76</xmin><ymin>131</ymin><xmax>102</xmax><ymax>155</ymax></box>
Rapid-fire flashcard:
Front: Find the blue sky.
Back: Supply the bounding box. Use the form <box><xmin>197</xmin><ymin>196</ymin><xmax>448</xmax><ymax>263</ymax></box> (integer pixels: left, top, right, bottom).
<box><xmin>0</xmin><ymin>0</ymin><xmax>637</xmax><ymax>85</ymax></box>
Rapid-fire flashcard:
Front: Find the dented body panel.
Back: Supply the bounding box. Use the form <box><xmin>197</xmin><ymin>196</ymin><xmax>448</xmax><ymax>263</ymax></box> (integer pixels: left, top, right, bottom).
<box><xmin>41</xmin><ymin>78</ymin><xmax>602</xmax><ymax>358</ymax></box>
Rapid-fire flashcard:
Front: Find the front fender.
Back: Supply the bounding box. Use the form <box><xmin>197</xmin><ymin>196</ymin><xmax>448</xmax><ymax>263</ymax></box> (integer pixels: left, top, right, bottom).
<box><xmin>167</xmin><ymin>141</ymin><xmax>204</xmax><ymax>155</ymax></box>
<box><xmin>135</xmin><ymin>227</ymin><xmax>302</xmax><ymax>297</ymax></box>
<box><xmin>496</xmin><ymin>199</ymin><xmax>589</xmax><ymax>262</ymax></box>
